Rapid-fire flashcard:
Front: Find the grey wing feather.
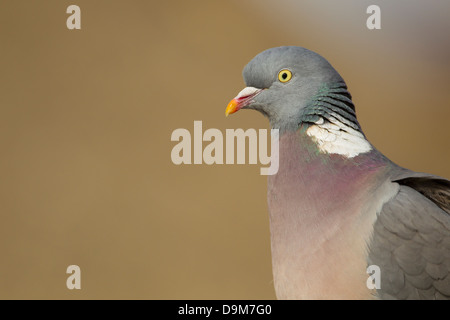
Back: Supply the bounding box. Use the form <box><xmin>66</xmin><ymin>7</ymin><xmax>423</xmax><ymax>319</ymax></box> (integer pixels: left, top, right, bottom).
<box><xmin>391</xmin><ymin>168</ymin><xmax>450</xmax><ymax>213</ymax></box>
<box><xmin>394</xmin><ymin>176</ymin><xmax>450</xmax><ymax>214</ymax></box>
<box><xmin>368</xmin><ymin>174</ymin><xmax>450</xmax><ymax>300</ymax></box>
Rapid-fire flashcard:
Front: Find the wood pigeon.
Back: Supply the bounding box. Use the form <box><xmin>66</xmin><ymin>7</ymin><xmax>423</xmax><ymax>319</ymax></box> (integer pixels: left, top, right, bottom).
<box><xmin>225</xmin><ymin>46</ymin><xmax>450</xmax><ymax>299</ymax></box>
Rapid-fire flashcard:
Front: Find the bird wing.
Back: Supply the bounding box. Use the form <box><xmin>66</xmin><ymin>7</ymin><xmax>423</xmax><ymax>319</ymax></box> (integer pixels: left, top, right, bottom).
<box><xmin>368</xmin><ymin>174</ymin><xmax>450</xmax><ymax>299</ymax></box>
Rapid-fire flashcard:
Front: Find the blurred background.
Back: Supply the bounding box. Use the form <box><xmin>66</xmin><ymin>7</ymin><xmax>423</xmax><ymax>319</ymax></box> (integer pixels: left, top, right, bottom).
<box><xmin>0</xmin><ymin>0</ymin><xmax>449</xmax><ymax>299</ymax></box>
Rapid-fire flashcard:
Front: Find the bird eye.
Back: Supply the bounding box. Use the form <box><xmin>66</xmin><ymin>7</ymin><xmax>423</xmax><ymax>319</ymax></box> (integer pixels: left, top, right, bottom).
<box><xmin>278</xmin><ymin>69</ymin><xmax>292</xmax><ymax>83</ymax></box>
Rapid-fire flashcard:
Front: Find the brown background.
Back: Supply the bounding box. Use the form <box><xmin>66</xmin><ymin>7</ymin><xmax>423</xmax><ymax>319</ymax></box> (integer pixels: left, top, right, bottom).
<box><xmin>0</xmin><ymin>0</ymin><xmax>449</xmax><ymax>299</ymax></box>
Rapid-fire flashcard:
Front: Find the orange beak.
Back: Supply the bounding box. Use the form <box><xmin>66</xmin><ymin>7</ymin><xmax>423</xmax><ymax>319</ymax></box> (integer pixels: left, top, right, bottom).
<box><xmin>225</xmin><ymin>98</ymin><xmax>239</xmax><ymax>117</ymax></box>
<box><xmin>225</xmin><ymin>87</ymin><xmax>263</xmax><ymax>117</ymax></box>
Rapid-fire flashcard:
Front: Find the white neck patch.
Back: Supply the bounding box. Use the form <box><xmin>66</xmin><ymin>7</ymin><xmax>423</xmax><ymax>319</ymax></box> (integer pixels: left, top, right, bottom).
<box><xmin>306</xmin><ymin>117</ymin><xmax>372</xmax><ymax>158</ymax></box>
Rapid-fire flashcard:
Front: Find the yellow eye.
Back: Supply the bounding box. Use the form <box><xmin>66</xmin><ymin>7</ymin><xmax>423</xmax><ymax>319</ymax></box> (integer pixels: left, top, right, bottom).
<box><xmin>278</xmin><ymin>69</ymin><xmax>292</xmax><ymax>83</ymax></box>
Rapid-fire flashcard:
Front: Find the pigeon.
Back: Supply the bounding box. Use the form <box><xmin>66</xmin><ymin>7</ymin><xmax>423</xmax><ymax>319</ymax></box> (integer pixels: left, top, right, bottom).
<box><xmin>225</xmin><ymin>46</ymin><xmax>450</xmax><ymax>300</ymax></box>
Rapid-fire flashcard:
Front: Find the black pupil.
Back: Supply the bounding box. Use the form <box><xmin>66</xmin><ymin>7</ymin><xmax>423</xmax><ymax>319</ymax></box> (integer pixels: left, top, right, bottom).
<box><xmin>282</xmin><ymin>72</ymin><xmax>288</xmax><ymax>79</ymax></box>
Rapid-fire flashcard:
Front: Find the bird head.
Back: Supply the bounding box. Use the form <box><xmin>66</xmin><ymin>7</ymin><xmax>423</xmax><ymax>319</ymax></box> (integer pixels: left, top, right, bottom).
<box><xmin>226</xmin><ymin>46</ymin><xmax>346</xmax><ymax>130</ymax></box>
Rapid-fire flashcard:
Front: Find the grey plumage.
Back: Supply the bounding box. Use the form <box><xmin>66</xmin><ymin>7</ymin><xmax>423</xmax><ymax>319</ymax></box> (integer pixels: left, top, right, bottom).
<box><xmin>226</xmin><ymin>46</ymin><xmax>450</xmax><ymax>299</ymax></box>
<box><xmin>369</xmin><ymin>176</ymin><xmax>450</xmax><ymax>299</ymax></box>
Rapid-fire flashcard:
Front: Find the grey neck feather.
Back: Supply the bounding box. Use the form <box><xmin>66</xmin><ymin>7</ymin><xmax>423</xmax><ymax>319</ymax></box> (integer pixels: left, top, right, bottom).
<box><xmin>299</xmin><ymin>82</ymin><xmax>362</xmax><ymax>132</ymax></box>
<box><xmin>268</xmin><ymin>82</ymin><xmax>363</xmax><ymax>136</ymax></box>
